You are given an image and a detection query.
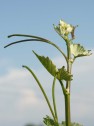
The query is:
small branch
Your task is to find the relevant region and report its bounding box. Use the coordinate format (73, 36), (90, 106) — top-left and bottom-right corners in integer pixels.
(22, 65), (55, 120)
(4, 39), (40, 48)
(4, 35), (68, 63)
(8, 34), (51, 41)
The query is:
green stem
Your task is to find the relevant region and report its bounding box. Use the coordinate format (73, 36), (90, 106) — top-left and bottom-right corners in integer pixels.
(52, 76), (58, 122)
(65, 42), (72, 126)
(4, 34), (68, 64)
(59, 80), (66, 95)
(22, 65), (55, 120)
(65, 94), (71, 126)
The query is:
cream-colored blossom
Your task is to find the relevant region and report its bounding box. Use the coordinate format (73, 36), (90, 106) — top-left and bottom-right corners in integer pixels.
(67, 24), (73, 32)
(60, 20), (66, 26)
(59, 20), (73, 35)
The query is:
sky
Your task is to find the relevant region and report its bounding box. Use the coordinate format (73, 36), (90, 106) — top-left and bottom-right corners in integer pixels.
(0, 0), (94, 126)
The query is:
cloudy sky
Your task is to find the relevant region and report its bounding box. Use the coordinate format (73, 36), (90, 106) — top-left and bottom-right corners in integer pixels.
(0, 0), (94, 126)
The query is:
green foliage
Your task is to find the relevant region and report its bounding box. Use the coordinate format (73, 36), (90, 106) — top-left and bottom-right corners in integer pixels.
(43, 116), (58, 126)
(70, 43), (92, 58)
(57, 66), (72, 81)
(33, 51), (72, 81)
(33, 51), (58, 76)
(43, 116), (83, 126)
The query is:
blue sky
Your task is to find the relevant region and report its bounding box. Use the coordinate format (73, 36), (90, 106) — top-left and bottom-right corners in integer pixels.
(0, 0), (94, 126)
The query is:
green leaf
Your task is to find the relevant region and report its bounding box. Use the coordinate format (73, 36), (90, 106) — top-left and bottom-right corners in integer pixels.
(33, 51), (58, 77)
(57, 66), (72, 81)
(43, 116), (83, 126)
(33, 51), (72, 81)
(70, 43), (92, 58)
(43, 116), (58, 126)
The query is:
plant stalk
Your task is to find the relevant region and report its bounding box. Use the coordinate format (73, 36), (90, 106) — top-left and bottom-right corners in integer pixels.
(22, 65), (55, 120)
(65, 41), (72, 126)
(5, 34), (68, 63)
(52, 76), (58, 122)
(64, 93), (71, 126)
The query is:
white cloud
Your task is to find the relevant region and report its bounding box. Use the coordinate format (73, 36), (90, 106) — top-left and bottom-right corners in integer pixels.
(0, 68), (44, 106)
(18, 88), (39, 109)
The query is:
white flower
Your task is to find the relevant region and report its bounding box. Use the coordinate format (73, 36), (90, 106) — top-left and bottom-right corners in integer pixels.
(59, 20), (73, 35)
(67, 24), (73, 32)
(60, 20), (66, 26)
